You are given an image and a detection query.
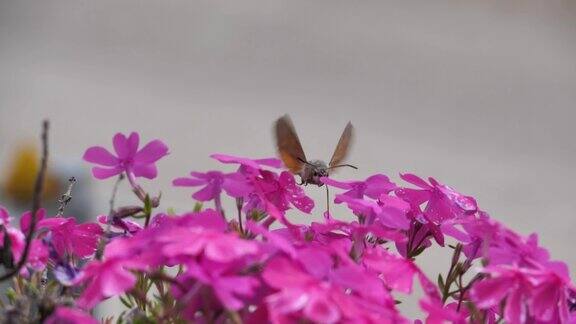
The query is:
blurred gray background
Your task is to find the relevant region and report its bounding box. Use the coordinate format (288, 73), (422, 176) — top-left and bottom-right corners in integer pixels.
(1, 0), (575, 318)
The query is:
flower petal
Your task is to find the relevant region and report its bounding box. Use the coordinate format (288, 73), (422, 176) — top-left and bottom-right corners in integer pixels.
(210, 154), (260, 169)
(112, 133), (129, 159)
(470, 276), (512, 309)
(254, 158), (283, 168)
(135, 140), (168, 164)
(192, 184), (218, 201)
(20, 209), (46, 233)
(132, 163), (158, 179)
(127, 132), (140, 158)
(400, 173), (432, 189)
(303, 294), (340, 324)
(364, 174), (397, 199)
(45, 306), (98, 324)
(92, 166), (123, 179)
(173, 177), (205, 187)
(320, 177), (354, 189)
(83, 147), (118, 166)
(223, 177), (252, 198)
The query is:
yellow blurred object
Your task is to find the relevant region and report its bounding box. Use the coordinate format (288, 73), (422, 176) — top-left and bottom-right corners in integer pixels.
(2, 142), (59, 204)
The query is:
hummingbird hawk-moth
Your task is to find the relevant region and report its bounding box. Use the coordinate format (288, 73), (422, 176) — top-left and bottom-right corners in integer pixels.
(274, 115), (357, 186)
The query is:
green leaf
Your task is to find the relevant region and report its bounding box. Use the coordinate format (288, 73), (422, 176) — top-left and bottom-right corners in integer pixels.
(411, 245), (427, 257)
(143, 195), (152, 215)
(116, 311), (126, 324)
(6, 288), (17, 304)
(437, 274), (445, 291)
(248, 210), (266, 222)
(119, 295), (133, 308)
(133, 315), (155, 324)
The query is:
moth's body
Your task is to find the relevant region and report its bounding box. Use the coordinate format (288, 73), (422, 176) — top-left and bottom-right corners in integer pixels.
(299, 159), (328, 186)
(274, 115), (355, 186)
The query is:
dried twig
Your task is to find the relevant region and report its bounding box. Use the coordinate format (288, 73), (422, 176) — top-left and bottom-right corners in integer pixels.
(109, 174), (124, 215)
(95, 174), (124, 260)
(56, 177), (76, 216)
(0, 120), (49, 282)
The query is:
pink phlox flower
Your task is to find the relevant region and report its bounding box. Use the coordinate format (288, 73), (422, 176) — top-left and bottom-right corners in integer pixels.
(396, 173), (477, 223)
(0, 208), (49, 273)
(34, 217), (103, 258)
(394, 219), (437, 258)
(252, 171), (314, 214)
(457, 211), (501, 260)
(26, 239), (49, 272)
(362, 247), (419, 294)
(175, 209), (229, 231)
(97, 227), (168, 272)
(469, 263), (573, 324)
(75, 257), (137, 309)
(19, 208), (46, 234)
(261, 256), (342, 324)
(22, 209), (102, 259)
(75, 232), (165, 309)
(462, 214), (552, 267)
(488, 230), (550, 268)
(211, 153), (282, 175)
(263, 256), (403, 323)
(277, 171), (314, 213)
(155, 210), (258, 263)
(246, 220), (297, 258)
(97, 214), (142, 234)
(160, 226), (258, 263)
(310, 216), (407, 261)
(529, 261), (573, 323)
(260, 223), (353, 265)
(0, 208), (47, 270)
(173, 170), (252, 201)
(242, 171), (314, 225)
(419, 298), (468, 324)
(469, 265), (530, 323)
(312, 217), (406, 244)
(0, 226), (25, 263)
(45, 306), (98, 324)
(335, 194), (410, 230)
(175, 259), (259, 311)
(83, 132), (169, 180)
(363, 247), (441, 301)
(321, 174), (397, 201)
(438, 215), (476, 244)
(330, 263), (390, 303)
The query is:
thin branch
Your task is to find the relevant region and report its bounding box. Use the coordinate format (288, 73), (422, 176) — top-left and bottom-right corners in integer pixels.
(56, 177), (76, 216)
(95, 174), (124, 260)
(0, 120), (49, 282)
(236, 197), (244, 234)
(109, 174), (125, 215)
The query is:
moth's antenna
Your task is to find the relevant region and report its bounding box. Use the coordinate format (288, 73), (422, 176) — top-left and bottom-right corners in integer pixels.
(328, 164), (358, 170)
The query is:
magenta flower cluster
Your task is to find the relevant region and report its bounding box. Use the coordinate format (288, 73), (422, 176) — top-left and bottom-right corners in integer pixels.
(1, 131), (574, 324)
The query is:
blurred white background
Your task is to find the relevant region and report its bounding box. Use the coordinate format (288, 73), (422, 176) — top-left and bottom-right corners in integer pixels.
(1, 0), (575, 318)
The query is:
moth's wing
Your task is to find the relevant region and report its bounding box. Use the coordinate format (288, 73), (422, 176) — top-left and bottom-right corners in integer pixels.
(329, 121), (354, 168)
(274, 115), (307, 174)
